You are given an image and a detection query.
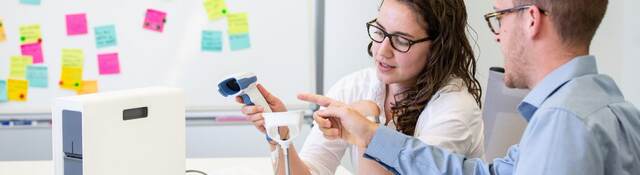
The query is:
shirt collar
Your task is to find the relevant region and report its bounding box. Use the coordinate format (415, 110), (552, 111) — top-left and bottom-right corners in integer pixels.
(518, 55), (598, 121)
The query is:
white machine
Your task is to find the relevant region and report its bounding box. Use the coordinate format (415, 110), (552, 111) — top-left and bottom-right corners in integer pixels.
(52, 87), (186, 175)
(263, 111), (304, 175)
(217, 72), (272, 112)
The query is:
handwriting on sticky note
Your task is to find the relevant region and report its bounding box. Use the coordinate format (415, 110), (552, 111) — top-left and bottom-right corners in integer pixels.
(98, 53), (120, 75)
(9, 56), (33, 79)
(19, 24), (41, 44)
(227, 13), (249, 35)
(0, 19), (6, 42)
(21, 43), (44, 64)
(143, 9), (167, 32)
(8, 79), (28, 102)
(59, 67), (83, 90)
(95, 25), (117, 48)
(26, 66), (48, 88)
(0, 80), (7, 102)
(203, 0), (228, 20)
(61, 49), (84, 68)
(77, 80), (98, 94)
(202, 30), (223, 52)
(229, 34), (251, 51)
(66, 13), (88, 35)
(20, 0), (41, 5)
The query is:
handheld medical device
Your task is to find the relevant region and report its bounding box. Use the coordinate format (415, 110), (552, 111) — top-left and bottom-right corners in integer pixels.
(52, 87), (186, 175)
(217, 72), (271, 112)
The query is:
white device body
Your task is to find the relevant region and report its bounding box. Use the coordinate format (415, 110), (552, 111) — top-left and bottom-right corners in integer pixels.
(52, 87), (186, 175)
(218, 72), (271, 112)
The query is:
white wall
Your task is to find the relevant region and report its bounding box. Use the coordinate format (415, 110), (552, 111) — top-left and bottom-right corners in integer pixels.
(324, 0), (638, 107)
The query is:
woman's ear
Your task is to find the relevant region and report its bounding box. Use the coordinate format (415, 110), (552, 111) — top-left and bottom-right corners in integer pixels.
(367, 42), (374, 56)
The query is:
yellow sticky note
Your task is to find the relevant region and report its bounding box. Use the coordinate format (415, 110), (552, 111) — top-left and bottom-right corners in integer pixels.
(8, 79), (29, 102)
(61, 48), (84, 68)
(77, 80), (98, 94)
(0, 18), (6, 42)
(9, 55), (33, 79)
(19, 24), (42, 44)
(59, 67), (83, 90)
(203, 0), (228, 20)
(227, 13), (249, 35)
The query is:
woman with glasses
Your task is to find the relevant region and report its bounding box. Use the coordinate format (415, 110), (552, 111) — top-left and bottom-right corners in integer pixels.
(237, 0), (484, 174)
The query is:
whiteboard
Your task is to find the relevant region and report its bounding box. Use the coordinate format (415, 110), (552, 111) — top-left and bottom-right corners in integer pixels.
(0, 0), (316, 114)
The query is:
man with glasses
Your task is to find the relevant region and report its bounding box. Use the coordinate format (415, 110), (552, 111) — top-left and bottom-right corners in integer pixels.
(303, 0), (640, 174)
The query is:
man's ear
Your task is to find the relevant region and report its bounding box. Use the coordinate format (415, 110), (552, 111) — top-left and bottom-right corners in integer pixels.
(526, 5), (544, 39)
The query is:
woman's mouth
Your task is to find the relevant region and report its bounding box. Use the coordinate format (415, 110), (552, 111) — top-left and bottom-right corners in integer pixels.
(377, 61), (396, 72)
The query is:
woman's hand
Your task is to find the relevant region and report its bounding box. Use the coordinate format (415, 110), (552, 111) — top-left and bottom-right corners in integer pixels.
(236, 84), (287, 134)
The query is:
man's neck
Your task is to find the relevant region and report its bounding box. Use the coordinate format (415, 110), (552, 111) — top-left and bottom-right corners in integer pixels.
(527, 44), (589, 89)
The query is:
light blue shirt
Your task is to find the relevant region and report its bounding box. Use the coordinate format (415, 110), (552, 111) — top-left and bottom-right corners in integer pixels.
(363, 56), (640, 175)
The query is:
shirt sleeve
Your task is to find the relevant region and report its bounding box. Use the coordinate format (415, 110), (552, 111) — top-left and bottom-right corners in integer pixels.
(363, 127), (502, 175)
(298, 74), (353, 175)
(513, 108), (603, 175)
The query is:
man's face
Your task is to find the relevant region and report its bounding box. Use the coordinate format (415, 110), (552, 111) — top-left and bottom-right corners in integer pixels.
(494, 0), (531, 89)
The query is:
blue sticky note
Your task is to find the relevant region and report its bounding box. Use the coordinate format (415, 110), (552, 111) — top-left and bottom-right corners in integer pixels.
(229, 33), (251, 51)
(20, 0), (41, 5)
(26, 65), (48, 88)
(202, 30), (223, 52)
(0, 80), (7, 102)
(95, 25), (117, 48)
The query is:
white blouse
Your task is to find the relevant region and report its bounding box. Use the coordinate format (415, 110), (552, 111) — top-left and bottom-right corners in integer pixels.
(298, 68), (484, 175)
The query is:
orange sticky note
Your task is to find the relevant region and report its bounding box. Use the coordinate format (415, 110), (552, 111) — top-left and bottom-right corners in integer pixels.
(0, 18), (6, 42)
(77, 80), (98, 94)
(59, 67), (83, 90)
(9, 55), (33, 79)
(8, 79), (29, 101)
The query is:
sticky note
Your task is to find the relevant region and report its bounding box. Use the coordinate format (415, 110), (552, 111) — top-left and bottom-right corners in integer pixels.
(9, 55), (33, 79)
(203, 0), (228, 20)
(227, 13), (249, 35)
(94, 25), (117, 48)
(229, 34), (251, 51)
(0, 80), (7, 102)
(59, 67), (83, 90)
(7, 79), (28, 102)
(19, 24), (41, 44)
(26, 66), (48, 88)
(98, 53), (120, 75)
(77, 80), (98, 94)
(0, 19), (6, 42)
(21, 43), (44, 64)
(202, 30), (223, 52)
(20, 0), (41, 5)
(66, 13), (88, 35)
(61, 48), (84, 68)
(143, 9), (167, 32)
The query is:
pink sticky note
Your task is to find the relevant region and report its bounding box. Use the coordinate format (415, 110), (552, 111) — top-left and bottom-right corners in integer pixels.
(98, 53), (120, 75)
(143, 9), (167, 32)
(21, 43), (44, 64)
(66, 13), (88, 35)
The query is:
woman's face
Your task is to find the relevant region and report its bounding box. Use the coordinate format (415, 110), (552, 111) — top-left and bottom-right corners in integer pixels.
(372, 0), (432, 86)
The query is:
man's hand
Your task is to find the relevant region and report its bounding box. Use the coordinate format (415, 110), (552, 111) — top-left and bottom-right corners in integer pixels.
(297, 93), (379, 149)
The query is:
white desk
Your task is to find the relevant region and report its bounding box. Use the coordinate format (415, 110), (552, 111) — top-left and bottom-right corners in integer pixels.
(0, 157), (353, 175)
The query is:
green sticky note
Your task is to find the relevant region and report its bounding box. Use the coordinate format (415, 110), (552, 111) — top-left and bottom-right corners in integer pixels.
(0, 80), (7, 102)
(20, 0), (41, 5)
(95, 25), (117, 48)
(26, 65), (48, 88)
(229, 34), (251, 51)
(202, 30), (223, 52)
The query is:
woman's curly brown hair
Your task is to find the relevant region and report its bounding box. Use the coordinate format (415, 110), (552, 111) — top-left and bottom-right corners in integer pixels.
(368, 0), (482, 135)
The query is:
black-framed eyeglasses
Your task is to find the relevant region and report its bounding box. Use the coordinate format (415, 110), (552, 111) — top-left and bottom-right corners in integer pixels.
(366, 19), (432, 53)
(484, 4), (549, 35)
